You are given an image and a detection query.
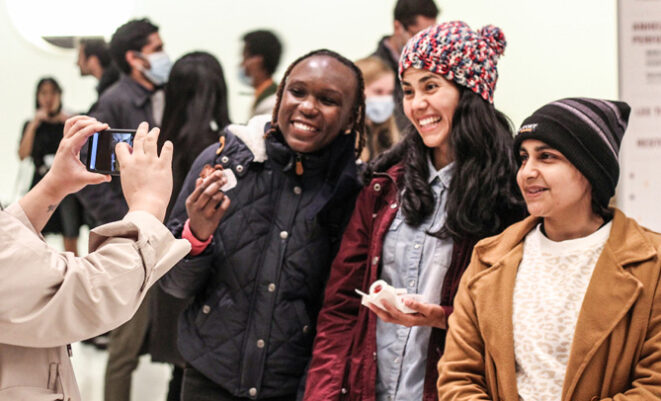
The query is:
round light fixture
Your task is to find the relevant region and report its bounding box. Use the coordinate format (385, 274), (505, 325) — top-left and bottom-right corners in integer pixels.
(5, 0), (136, 51)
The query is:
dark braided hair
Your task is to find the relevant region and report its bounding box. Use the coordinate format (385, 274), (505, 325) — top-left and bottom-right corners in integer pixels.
(269, 49), (366, 158)
(366, 87), (524, 241)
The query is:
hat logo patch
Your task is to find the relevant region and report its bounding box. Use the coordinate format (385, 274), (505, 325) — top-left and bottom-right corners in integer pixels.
(518, 123), (538, 134)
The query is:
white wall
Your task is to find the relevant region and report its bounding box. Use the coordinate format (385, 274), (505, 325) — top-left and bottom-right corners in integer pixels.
(0, 0), (618, 202)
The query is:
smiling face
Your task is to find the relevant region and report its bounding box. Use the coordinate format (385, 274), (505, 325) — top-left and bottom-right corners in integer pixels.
(277, 55), (357, 153)
(401, 68), (460, 164)
(517, 139), (594, 220)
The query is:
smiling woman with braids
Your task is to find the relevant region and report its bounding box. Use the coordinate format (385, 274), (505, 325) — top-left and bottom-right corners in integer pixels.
(304, 22), (524, 401)
(159, 49), (365, 401)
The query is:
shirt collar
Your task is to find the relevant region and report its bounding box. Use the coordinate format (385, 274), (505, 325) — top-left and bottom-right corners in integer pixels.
(427, 155), (454, 189)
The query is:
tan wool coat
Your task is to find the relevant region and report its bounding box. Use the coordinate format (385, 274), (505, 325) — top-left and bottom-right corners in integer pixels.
(438, 209), (661, 401)
(0, 203), (190, 401)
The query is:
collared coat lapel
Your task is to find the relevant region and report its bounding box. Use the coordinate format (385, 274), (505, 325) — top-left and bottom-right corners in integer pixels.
(562, 210), (655, 400)
(467, 216), (539, 399)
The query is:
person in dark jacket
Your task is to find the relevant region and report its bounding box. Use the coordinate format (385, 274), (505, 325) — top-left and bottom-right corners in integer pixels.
(304, 21), (524, 401)
(160, 49), (366, 401)
(151, 50), (231, 401)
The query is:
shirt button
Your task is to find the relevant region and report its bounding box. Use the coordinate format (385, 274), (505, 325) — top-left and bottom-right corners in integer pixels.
(408, 280), (416, 288)
(390, 203), (397, 209)
(249, 388), (257, 397)
(280, 231), (288, 239)
(373, 183), (381, 192)
(372, 352), (377, 361)
(268, 283), (276, 292)
(202, 305), (211, 314)
(236, 164), (244, 173)
(341, 387), (348, 394)
(372, 256), (379, 265)
(221, 156), (229, 163)
(414, 243), (421, 249)
(293, 186), (302, 195)
(256, 339), (265, 348)
(394, 357), (400, 364)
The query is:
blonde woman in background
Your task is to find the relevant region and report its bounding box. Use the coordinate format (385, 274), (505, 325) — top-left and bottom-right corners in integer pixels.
(355, 57), (401, 162)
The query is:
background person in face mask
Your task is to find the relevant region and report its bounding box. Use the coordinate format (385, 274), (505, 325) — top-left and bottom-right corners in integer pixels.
(239, 29), (283, 119)
(74, 17), (171, 401)
(356, 56), (401, 162)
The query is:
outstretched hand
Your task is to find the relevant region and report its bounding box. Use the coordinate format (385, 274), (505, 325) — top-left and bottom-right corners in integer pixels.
(366, 297), (447, 329)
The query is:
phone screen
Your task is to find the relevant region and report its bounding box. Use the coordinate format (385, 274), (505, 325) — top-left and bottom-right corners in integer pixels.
(87, 129), (135, 175)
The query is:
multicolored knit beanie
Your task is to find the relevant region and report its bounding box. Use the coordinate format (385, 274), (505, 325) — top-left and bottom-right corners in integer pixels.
(398, 21), (506, 103)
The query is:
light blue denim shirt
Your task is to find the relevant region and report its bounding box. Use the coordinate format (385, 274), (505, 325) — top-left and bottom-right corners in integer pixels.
(376, 158), (454, 401)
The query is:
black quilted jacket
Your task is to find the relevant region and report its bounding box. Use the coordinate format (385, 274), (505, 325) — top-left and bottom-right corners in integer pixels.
(160, 117), (361, 399)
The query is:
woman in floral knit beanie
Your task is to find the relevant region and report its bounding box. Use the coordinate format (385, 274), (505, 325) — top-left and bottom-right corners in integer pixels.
(303, 21), (524, 401)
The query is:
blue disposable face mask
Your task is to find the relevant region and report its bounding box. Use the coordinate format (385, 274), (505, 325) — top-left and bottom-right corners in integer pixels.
(139, 51), (172, 86)
(238, 67), (252, 87)
(365, 95), (395, 124)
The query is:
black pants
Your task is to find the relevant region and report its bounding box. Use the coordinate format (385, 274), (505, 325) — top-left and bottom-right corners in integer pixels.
(181, 367), (296, 401)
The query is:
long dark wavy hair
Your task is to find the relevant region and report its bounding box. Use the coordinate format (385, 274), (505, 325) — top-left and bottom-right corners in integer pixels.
(159, 51), (231, 215)
(269, 49), (367, 158)
(366, 87), (524, 241)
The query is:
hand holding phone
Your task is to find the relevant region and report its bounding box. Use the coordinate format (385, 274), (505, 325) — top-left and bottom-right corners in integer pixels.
(115, 122), (173, 222)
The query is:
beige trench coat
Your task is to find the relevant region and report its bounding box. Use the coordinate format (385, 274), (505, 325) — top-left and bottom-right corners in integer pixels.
(0, 203), (190, 401)
(438, 209), (661, 401)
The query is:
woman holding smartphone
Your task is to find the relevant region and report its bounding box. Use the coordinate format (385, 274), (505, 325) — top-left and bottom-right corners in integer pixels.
(304, 22), (523, 401)
(438, 98), (661, 400)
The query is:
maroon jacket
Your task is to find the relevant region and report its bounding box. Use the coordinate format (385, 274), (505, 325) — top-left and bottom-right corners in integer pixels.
(304, 164), (477, 401)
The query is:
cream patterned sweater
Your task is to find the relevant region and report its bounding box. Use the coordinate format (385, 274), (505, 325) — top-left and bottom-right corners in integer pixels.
(512, 222), (612, 401)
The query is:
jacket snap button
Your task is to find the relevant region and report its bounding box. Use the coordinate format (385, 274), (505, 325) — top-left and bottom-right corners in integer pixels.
(221, 156), (229, 164)
(303, 325), (310, 334)
(373, 183), (381, 192)
(202, 305), (211, 314)
(256, 339), (265, 348)
(268, 283), (276, 292)
(280, 231), (289, 240)
(236, 164), (244, 173)
(293, 186), (302, 195)
(372, 256), (379, 265)
(249, 388), (257, 397)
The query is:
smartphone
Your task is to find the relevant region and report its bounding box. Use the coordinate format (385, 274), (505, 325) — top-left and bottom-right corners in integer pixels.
(86, 129), (136, 176)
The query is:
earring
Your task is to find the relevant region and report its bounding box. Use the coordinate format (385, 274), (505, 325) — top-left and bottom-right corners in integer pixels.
(344, 128), (352, 135)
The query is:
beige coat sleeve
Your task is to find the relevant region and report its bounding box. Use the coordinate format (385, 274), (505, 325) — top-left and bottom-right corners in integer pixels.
(437, 251), (492, 400)
(0, 203), (191, 348)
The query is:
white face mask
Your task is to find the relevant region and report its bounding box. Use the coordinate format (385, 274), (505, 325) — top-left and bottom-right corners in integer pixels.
(237, 67), (252, 87)
(365, 95), (395, 124)
(139, 51), (172, 86)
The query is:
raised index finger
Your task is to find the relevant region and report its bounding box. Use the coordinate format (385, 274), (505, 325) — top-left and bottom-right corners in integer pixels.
(132, 122), (150, 155)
